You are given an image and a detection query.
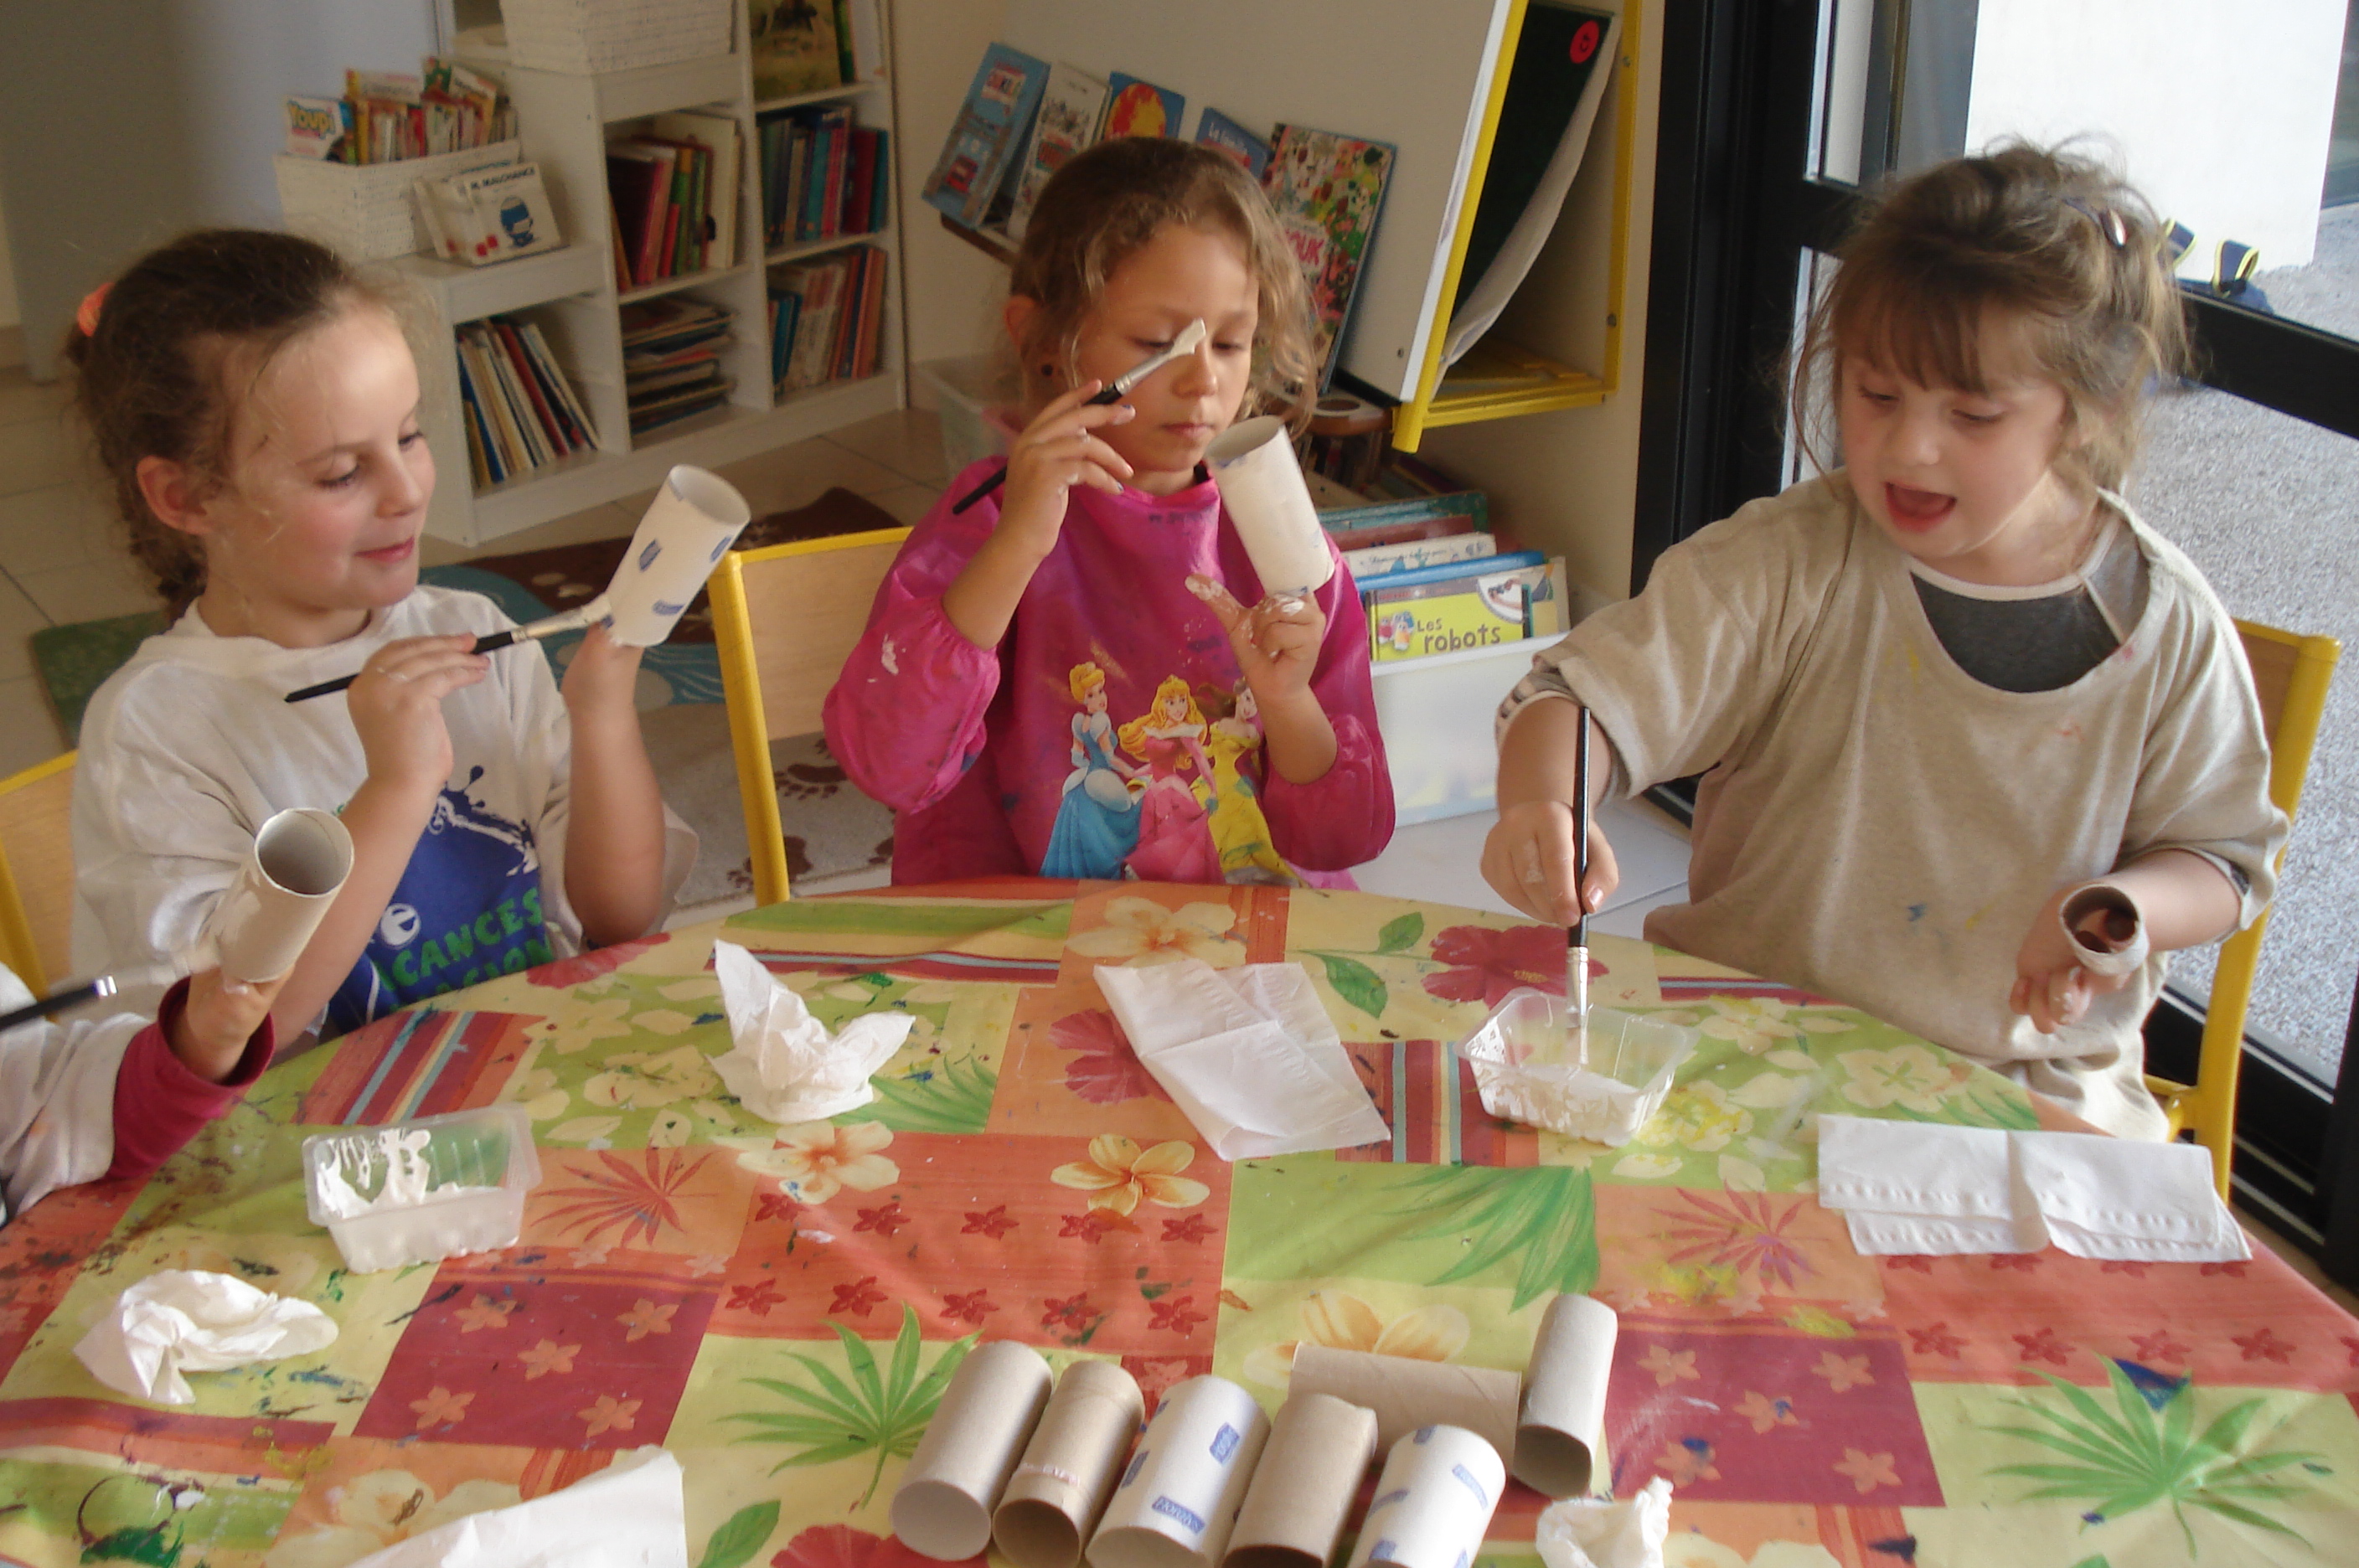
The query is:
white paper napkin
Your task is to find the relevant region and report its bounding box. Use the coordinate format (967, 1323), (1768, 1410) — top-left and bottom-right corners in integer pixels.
(1093, 960), (1389, 1159)
(1535, 1478), (1672, 1568)
(711, 941), (914, 1124)
(1817, 1117), (2044, 1255)
(73, 1270), (338, 1405)
(2013, 1129), (2249, 1262)
(1817, 1115), (2248, 1262)
(345, 1446), (687, 1568)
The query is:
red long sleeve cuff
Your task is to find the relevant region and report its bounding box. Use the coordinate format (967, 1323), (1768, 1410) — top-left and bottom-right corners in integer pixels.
(106, 978), (275, 1179)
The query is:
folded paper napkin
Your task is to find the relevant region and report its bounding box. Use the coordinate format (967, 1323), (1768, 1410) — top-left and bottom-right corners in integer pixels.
(1093, 959), (1389, 1159)
(1536, 1478), (1673, 1568)
(345, 1445), (687, 1568)
(74, 1270), (339, 1405)
(711, 940), (914, 1123)
(1818, 1114), (2248, 1262)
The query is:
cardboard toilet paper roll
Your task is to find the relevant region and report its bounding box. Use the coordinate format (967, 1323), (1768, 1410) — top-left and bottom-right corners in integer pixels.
(995, 1359), (1148, 1568)
(1511, 1294), (1618, 1498)
(892, 1341), (1055, 1560)
(1222, 1392), (1379, 1568)
(1345, 1425), (1505, 1568)
(1087, 1375), (1269, 1568)
(601, 464), (755, 647)
(1204, 416), (1334, 595)
(205, 808), (354, 983)
(1287, 1344), (1520, 1462)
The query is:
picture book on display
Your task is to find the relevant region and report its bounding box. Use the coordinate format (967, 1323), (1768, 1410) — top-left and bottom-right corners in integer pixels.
(1263, 125), (1396, 391)
(1367, 556), (1567, 662)
(1002, 64), (1108, 243)
(748, 0), (886, 98)
(416, 162), (563, 266)
(1101, 74), (1185, 139)
(1195, 108), (1270, 178)
(1443, 3), (1620, 365)
(922, 44), (1049, 229)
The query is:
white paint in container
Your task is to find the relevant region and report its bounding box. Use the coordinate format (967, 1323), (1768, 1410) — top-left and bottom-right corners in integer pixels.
(302, 1105), (539, 1273)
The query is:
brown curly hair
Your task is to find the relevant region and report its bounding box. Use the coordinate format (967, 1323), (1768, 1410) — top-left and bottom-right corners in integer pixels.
(62, 229), (409, 618)
(1008, 137), (1317, 428)
(1791, 140), (2191, 498)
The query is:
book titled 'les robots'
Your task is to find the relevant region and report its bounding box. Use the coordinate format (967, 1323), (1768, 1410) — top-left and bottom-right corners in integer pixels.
(1368, 554), (1567, 660)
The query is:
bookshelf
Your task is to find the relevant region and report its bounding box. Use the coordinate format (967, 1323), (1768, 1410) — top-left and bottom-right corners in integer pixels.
(981, 0), (1635, 454)
(401, 24), (905, 548)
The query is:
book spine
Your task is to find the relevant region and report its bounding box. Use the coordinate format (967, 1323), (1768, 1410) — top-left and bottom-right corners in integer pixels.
(870, 129), (890, 234)
(496, 320), (570, 455)
(521, 322), (598, 449)
(487, 330), (552, 469)
(821, 121), (849, 240)
(454, 350), (495, 488)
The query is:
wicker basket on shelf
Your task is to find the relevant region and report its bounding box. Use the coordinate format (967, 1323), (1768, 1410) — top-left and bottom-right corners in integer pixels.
(274, 142), (522, 263)
(500, 0), (736, 74)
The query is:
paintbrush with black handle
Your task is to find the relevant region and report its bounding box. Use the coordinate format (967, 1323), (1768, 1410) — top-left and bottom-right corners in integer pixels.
(949, 318), (1208, 515)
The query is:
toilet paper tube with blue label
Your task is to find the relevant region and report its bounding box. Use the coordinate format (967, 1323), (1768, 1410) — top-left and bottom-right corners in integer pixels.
(891, 1341), (1055, 1560)
(202, 808), (355, 983)
(1345, 1425), (1506, 1568)
(1511, 1293), (1618, 1498)
(994, 1359), (1148, 1568)
(1203, 416), (1334, 597)
(1286, 1344), (1520, 1462)
(1221, 1392), (1379, 1568)
(599, 463), (755, 647)
(1087, 1374), (1269, 1568)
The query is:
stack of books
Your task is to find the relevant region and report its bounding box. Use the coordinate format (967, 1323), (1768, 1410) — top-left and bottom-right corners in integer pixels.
(767, 245), (889, 398)
(284, 59), (517, 164)
(454, 316), (597, 489)
(605, 112), (742, 293)
(1320, 492), (1568, 662)
(622, 298), (736, 435)
(757, 106), (890, 252)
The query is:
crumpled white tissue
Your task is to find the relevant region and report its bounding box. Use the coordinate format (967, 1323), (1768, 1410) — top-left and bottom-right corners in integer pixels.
(73, 1270), (338, 1405)
(1092, 959), (1389, 1159)
(710, 940), (913, 1123)
(344, 1445), (687, 1568)
(1536, 1478), (1673, 1568)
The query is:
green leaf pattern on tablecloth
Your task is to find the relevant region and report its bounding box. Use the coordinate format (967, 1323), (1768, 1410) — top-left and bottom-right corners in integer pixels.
(725, 1304), (975, 1509)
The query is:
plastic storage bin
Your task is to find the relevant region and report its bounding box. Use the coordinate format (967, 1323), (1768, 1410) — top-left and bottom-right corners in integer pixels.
(915, 353), (1023, 479)
(1456, 988), (1698, 1145)
(1370, 637), (1541, 823)
(275, 142), (521, 262)
(500, 0), (735, 74)
(302, 1105), (541, 1272)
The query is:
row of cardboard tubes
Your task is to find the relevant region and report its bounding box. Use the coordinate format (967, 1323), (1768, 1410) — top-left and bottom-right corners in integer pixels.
(891, 1293), (1618, 1568)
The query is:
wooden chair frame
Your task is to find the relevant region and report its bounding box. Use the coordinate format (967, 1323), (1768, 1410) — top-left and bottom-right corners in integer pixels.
(0, 751), (79, 995)
(708, 527), (911, 908)
(2147, 620), (2341, 1197)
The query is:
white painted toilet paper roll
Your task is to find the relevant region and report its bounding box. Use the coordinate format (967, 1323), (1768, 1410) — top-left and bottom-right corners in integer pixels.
(1346, 1425), (1506, 1568)
(1203, 416), (1334, 595)
(1512, 1294), (1618, 1498)
(892, 1341), (1056, 1560)
(601, 464), (755, 647)
(1087, 1375), (1270, 1568)
(204, 808), (354, 983)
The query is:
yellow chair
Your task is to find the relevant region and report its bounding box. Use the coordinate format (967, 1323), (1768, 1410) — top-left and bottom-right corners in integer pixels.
(0, 751), (79, 996)
(2147, 621), (2341, 1197)
(708, 527), (912, 907)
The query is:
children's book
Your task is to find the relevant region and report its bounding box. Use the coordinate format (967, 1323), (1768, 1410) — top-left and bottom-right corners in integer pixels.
(1320, 490), (1489, 539)
(1443, 3), (1619, 365)
(284, 95), (351, 159)
(1196, 108), (1270, 178)
(1367, 559), (1566, 661)
(1003, 63), (1108, 243)
(417, 162), (565, 266)
(749, 0), (844, 98)
(648, 111), (743, 269)
(1263, 125), (1397, 391)
(1101, 74), (1184, 139)
(922, 44), (1050, 229)
(1344, 531), (1499, 580)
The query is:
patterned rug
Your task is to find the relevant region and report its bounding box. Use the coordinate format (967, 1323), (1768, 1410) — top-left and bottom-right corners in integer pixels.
(27, 486), (904, 903)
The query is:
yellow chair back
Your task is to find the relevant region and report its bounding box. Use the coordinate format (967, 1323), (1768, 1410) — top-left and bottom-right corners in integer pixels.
(708, 527), (911, 908)
(2148, 621), (2340, 1197)
(0, 751), (79, 996)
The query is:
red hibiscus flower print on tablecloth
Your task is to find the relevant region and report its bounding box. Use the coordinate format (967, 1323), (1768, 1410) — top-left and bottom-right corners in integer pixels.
(1422, 925), (1584, 1005)
(773, 1524), (982, 1568)
(1052, 1009), (1169, 1105)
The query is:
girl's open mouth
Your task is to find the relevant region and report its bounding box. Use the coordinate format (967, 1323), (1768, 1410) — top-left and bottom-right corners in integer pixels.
(358, 538), (417, 564)
(1885, 483), (1955, 531)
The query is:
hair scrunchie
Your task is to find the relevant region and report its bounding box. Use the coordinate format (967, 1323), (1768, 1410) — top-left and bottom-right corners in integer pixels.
(76, 281), (112, 337)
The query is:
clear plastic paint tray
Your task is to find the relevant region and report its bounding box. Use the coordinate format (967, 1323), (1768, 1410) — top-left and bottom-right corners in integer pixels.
(302, 1105), (541, 1272)
(1455, 988), (1700, 1146)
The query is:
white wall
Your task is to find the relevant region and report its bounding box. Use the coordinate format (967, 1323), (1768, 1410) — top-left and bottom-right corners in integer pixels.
(0, 185), (18, 328)
(892, 0), (1015, 376)
(1967, 0), (2345, 272)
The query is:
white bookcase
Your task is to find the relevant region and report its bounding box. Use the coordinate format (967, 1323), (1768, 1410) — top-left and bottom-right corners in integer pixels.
(402, 28), (905, 547)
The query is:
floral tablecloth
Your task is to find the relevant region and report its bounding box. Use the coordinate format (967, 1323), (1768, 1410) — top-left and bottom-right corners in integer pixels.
(4, 879), (2356, 1568)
